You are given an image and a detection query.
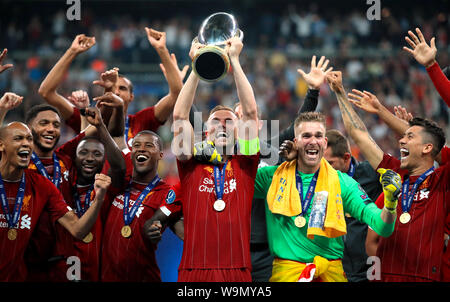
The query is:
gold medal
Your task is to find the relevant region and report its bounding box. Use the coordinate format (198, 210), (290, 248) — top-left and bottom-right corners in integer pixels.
(399, 212), (411, 224)
(213, 199), (226, 212)
(7, 228), (17, 241)
(82, 232), (93, 244)
(294, 216), (307, 228)
(121, 225), (132, 238)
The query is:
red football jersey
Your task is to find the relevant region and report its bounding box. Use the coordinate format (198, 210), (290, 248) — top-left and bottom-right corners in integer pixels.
(25, 154), (70, 281)
(0, 170), (69, 281)
(101, 180), (174, 282)
(47, 132), (107, 282)
(176, 155), (259, 276)
(375, 153), (450, 281)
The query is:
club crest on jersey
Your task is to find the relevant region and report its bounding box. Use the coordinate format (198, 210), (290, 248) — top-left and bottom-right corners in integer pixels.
(165, 189), (176, 204)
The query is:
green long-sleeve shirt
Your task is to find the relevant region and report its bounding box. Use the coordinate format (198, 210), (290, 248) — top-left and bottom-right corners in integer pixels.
(254, 165), (395, 263)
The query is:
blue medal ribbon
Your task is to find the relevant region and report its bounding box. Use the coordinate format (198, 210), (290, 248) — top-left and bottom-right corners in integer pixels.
(401, 167), (434, 213)
(74, 184), (95, 218)
(0, 173), (26, 229)
(123, 175), (161, 226)
(31, 152), (61, 188)
(295, 169), (320, 217)
(213, 160), (228, 201)
(347, 157), (356, 178)
(124, 116), (130, 145)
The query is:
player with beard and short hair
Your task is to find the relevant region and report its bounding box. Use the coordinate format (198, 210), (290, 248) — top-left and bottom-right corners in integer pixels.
(253, 112), (399, 282)
(144, 36), (260, 282)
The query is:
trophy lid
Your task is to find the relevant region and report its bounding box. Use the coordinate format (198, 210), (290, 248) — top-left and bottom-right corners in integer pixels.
(198, 12), (242, 46)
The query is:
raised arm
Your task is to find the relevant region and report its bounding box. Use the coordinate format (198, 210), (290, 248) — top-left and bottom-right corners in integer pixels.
(403, 27), (450, 107)
(347, 88), (409, 137)
(326, 71), (383, 170)
(269, 55), (332, 145)
(171, 42), (204, 161)
(38, 34), (96, 120)
(57, 174), (111, 240)
(145, 28), (184, 124)
(227, 37), (258, 140)
(84, 107), (126, 188)
(93, 91), (126, 149)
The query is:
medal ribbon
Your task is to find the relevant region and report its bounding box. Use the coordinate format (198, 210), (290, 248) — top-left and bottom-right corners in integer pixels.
(74, 184), (95, 218)
(0, 173), (26, 229)
(347, 157), (356, 178)
(124, 116), (130, 145)
(31, 152), (61, 188)
(123, 175), (161, 226)
(295, 169), (320, 216)
(213, 160), (228, 201)
(401, 166), (434, 213)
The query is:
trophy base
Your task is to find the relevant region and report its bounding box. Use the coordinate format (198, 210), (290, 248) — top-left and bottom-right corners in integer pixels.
(193, 46), (230, 82)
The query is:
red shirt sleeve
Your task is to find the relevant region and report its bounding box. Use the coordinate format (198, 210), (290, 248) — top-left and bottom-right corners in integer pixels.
(160, 182), (182, 218)
(56, 131), (86, 160)
(426, 62), (450, 107)
(128, 106), (164, 137)
(64, 107), (81, 134)
(441, 146), (450, 165)
(377, 153), (401, 171)
(40, 175), (70, 223)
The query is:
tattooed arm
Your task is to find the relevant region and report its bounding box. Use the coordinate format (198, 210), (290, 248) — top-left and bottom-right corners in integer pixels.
(326, 71), (384, 170)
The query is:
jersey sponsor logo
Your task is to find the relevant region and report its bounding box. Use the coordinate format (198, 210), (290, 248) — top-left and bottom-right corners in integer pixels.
(20, 214), (31, 230)
(112, 191), (153, 216)
(398, 188), (430, 202)
(0, 213), (32, 230)
(199, 177), (237, 194)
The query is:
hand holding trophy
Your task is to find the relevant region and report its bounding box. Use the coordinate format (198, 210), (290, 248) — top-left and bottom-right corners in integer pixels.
(192, 12), (243, 82)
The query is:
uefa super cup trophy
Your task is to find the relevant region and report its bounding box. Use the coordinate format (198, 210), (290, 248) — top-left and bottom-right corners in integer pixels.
(192, 12), (244, 82)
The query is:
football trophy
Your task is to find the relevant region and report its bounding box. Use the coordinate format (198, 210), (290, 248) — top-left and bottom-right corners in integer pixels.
(192, 12), (244, 82)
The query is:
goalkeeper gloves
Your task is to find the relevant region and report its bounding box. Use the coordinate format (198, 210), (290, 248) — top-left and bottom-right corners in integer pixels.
(193, 140), (222, 165)
(377, 168), (402, 212)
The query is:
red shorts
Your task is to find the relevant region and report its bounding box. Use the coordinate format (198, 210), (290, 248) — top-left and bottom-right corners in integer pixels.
(178, 268), (252, 282)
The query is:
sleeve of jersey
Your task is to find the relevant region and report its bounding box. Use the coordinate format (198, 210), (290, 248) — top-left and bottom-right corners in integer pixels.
(56, 131), (86, 159)
(341, 173), (395, 238)
(377, 153), (401, 171)
(160, 183), (182, 218)
(131, 106), (165, 133)
(43, 177), (71, 223)
(426, 62), (450, 107)
(64, 107), (81, 134)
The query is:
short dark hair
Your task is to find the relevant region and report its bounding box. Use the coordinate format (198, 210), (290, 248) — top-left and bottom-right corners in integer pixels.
(78, 136), (103, 147)
(25, 104), (62, 124)
(294, 112), (326, 129)
(409, 117), (446, 156)
(118, 74), (134, 94)
(326, 129), (351, 157)
(134, 130), (163, 151)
